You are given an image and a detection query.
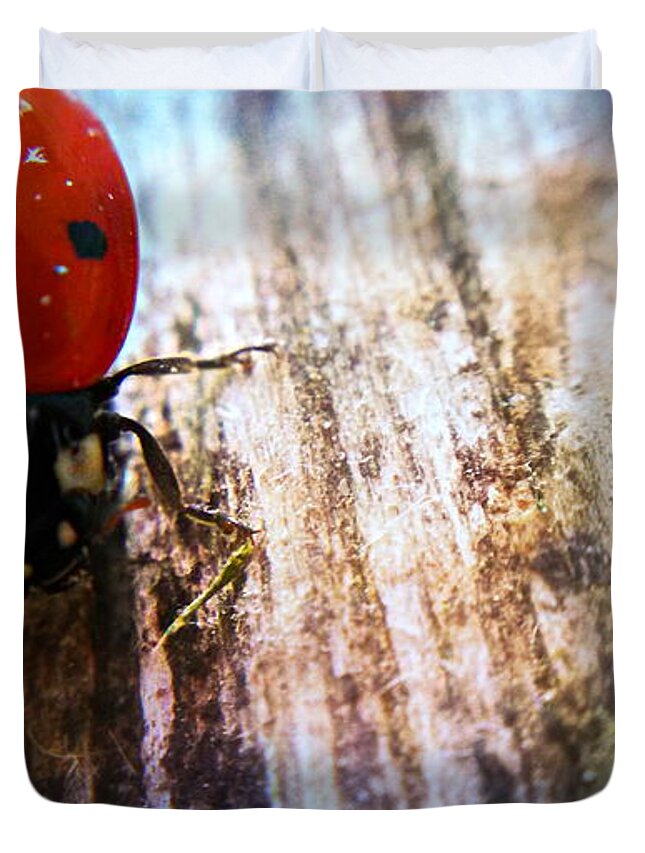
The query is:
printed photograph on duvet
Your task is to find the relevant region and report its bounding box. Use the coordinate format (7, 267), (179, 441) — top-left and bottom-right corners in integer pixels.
(19, 89), (616, 808)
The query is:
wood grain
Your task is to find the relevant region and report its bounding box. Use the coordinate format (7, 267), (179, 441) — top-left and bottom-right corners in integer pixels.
(24, 91), (616, 807)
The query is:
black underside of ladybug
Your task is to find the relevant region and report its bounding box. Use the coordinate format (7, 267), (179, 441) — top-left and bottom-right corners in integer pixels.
(25, 387), (121, 592)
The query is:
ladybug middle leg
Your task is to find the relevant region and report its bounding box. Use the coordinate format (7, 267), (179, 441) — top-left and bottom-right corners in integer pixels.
(96, 411), (258, 538)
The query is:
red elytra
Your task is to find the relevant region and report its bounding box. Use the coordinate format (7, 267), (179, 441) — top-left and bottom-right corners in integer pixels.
(17, 90), (138, 394)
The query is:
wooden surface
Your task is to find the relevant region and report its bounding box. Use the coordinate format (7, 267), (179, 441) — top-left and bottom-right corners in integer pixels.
(24, 91), (616, 808)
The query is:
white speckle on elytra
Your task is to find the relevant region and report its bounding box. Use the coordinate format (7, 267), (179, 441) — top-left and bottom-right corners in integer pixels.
(40, 295), (52, 306)
(87, 127), (100, 137)
(65, 179), (73, 187)
(23, 146), (48, 164)
(33, 193), (42, 201)
(53, 265), (69, 276)
(19, 98), (33, 117)
(107, 192), (115, 200)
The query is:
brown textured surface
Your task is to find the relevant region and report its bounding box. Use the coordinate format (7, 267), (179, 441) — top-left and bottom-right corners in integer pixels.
(24, 91), (616, 807)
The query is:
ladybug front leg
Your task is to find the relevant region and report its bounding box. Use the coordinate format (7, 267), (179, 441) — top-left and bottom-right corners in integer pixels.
(95, 342), (278, 401)
(96, 412), (257, 538)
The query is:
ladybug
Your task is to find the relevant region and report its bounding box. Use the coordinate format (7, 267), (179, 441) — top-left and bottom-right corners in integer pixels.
(18, 90), (275, 593)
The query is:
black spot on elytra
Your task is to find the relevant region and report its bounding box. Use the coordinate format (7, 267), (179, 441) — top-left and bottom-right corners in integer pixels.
(68, 221), (108, 260)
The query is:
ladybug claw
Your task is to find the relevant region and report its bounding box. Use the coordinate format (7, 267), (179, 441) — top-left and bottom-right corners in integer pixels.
(182, 504), (256, 538)
(228, 340), (281, 365)
(256, 340), (280, 356)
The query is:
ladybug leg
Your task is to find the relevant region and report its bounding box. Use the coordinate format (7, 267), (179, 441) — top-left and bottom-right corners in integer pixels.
(95, 342), (278, 400)
(96, 412), (258, 645)
(102, 496), (153, 535)
(97, 412), (257, 537)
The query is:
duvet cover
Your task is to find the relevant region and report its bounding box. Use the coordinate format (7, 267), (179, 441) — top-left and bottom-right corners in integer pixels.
(19, 89), (616, 808)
